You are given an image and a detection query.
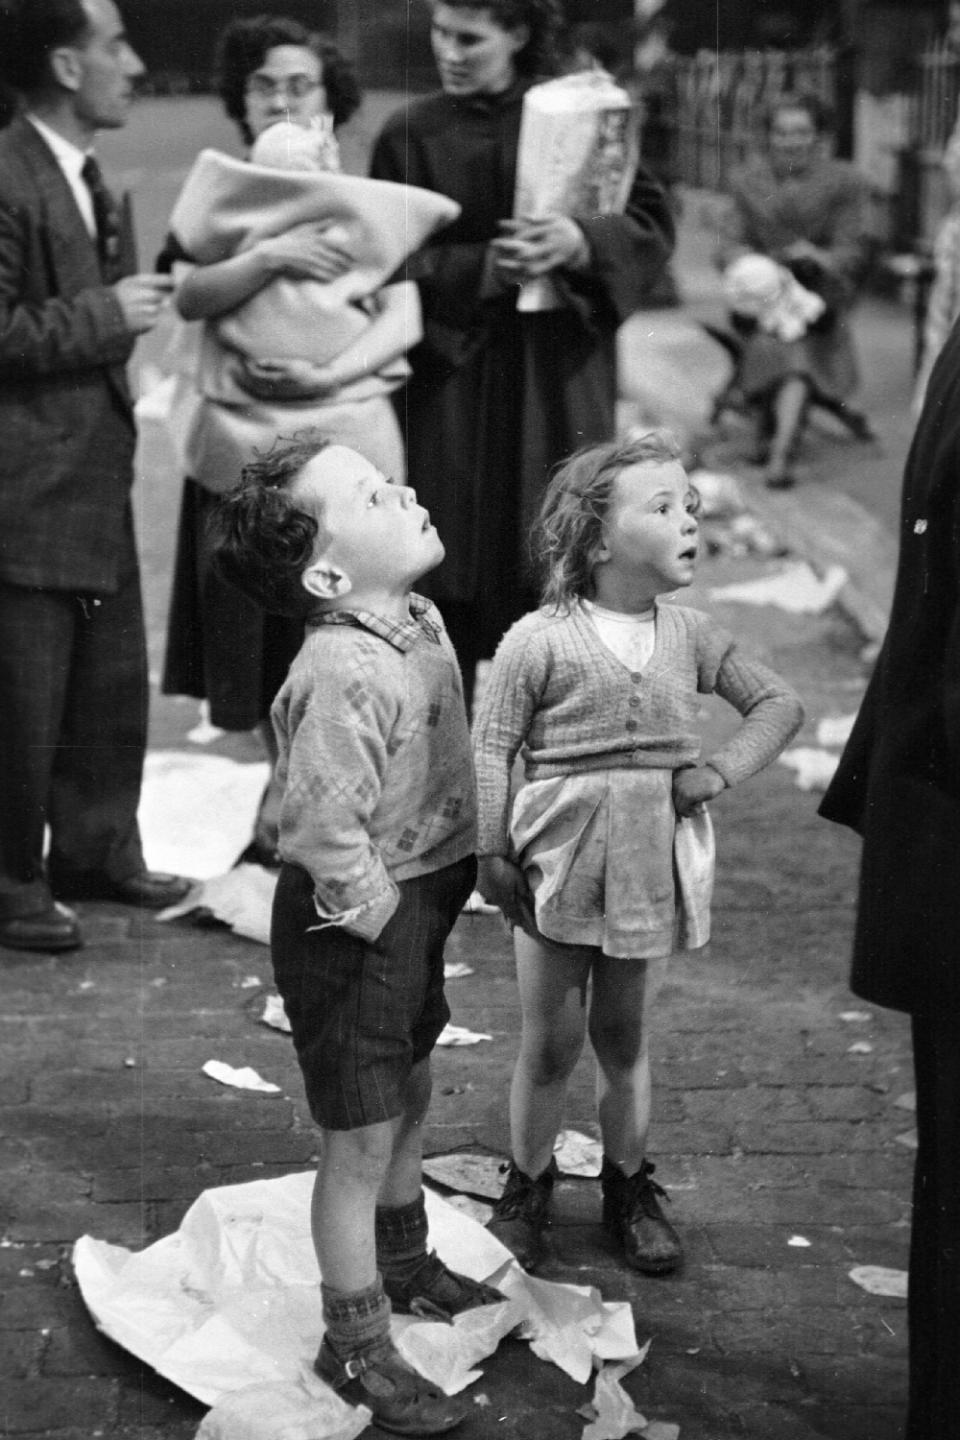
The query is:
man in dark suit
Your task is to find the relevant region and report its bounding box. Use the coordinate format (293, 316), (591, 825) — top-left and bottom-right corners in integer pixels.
(819, 309), (960, 1433)
(0, 0), (190, 953)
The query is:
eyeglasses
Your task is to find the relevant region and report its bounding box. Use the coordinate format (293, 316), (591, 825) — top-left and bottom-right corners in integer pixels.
(246, 74), (321, 101)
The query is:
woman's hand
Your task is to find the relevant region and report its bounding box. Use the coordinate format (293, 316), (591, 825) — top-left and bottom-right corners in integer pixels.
(256, 222), (352, 284)
(235, 356), (340, 400)
(477, 856), (537, 932)
(491, 215), (588, 282)
(673, 764), (726, 818)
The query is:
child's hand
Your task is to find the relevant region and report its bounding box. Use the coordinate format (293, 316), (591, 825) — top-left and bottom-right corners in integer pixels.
(673, 764), (726, 818)
(477, 856), (536, 933)
(257, 223), (352, 284)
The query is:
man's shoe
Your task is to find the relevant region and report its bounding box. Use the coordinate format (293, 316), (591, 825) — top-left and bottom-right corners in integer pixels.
(0, 902), (82, 953)
(54, 869), (193, 909)
(601, 1158), (683, 1275)
(486, 1158), (558, 1272)
(383, 1250), (505, 1321)
(315, 1334), (465, 1435)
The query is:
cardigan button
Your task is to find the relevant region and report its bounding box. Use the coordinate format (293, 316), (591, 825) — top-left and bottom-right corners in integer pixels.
(630, 672), (643, 683)
(625, 719), (637, 732)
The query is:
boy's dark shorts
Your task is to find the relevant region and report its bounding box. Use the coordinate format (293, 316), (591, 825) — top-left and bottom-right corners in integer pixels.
(271, 855), (476, 1131)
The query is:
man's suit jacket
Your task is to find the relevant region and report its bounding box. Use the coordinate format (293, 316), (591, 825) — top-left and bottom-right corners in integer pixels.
(0, 114), (139, 593)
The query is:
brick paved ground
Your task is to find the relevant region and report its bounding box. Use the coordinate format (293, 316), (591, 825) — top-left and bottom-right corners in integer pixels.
(1, 93), (918, 1440)
(0, 542), (914, 1440)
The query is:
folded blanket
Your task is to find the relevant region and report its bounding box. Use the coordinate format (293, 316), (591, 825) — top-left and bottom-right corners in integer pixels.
(169, 150), (460, 366)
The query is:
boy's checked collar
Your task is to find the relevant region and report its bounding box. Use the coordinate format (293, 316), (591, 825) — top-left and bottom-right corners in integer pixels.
(306, 594), (442, 652)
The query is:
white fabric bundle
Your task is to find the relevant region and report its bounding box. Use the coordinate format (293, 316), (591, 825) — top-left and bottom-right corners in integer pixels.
(169, 149), (460, 373)
(722, 252), (826, 343)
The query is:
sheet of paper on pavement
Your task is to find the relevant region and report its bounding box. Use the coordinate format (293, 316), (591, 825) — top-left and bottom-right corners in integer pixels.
(709, 561), (847, 614)
(139, 752), (269, 880)
(73, 1172), (640, 1436)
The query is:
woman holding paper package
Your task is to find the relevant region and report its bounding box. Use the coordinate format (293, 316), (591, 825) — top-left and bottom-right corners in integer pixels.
(370, 0), (675, 700)
(161, 16), (454, 864)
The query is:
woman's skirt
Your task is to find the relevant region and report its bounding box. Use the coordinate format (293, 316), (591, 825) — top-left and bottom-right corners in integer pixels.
(510, 769), (715, 959)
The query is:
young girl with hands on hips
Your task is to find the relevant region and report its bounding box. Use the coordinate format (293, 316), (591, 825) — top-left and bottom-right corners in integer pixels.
(474, 431), (803, 1275)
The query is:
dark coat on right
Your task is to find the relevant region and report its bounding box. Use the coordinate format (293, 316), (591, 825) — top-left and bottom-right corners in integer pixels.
(818, 317), (960, 1015)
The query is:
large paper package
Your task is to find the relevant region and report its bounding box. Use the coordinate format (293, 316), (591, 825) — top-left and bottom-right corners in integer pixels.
(168, 149), (460, 368)
(513, 69), (638, 311)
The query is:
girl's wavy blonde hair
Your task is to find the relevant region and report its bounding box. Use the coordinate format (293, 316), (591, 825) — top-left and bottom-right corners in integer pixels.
(535, 430), (687, 611)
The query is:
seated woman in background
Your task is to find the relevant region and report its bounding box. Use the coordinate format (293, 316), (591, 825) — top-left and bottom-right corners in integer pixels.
(714, 91), (875, 489)
(161, 16), (422, 865)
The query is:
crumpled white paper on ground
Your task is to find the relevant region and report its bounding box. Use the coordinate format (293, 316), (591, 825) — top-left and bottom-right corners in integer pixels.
(710, 561), (847, 615)
(159, 865), (279, 947)
(848, 1265), (908, 1299)
(73, 1173), (640, 1433)
(778, 746), (840, 792)
(140, 752), (269, 880)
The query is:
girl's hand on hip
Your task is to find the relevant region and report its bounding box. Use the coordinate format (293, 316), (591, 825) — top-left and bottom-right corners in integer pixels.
(477, 856), (536, 932)
(673, 763), (726, 818)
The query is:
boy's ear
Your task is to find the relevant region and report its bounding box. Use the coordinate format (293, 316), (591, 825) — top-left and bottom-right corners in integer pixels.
(301, 557), (352, 601)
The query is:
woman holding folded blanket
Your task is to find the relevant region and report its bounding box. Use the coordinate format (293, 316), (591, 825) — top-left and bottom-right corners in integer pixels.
(370, 0), (675, 703)
(161, 17), (429, 864)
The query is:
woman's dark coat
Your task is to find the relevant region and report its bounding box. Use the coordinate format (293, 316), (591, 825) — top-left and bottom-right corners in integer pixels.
(369, 81), (675, 663)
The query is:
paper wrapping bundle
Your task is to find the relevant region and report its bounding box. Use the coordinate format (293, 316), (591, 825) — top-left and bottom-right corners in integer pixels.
(513, 69), (638, 312)
(169, 149), (461, 377)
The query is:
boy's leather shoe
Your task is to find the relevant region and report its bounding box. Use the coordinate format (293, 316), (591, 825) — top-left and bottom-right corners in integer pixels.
(315, 1334), (465, 1435)
(383, 1250), (505, 1320)
(486, 1157), (558, 1272)
(0, 902), (82, 953)
(601, 1158), (683, 1275)
(52, 869), (193, 909)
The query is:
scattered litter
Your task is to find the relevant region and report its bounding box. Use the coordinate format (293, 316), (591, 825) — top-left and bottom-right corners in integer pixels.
(816, 714), (856, 748)
(839, 1010), (872, 1023)
(894, 1092), (916, 1112)
(436, 1023), (492, 1047)
(202, 1060), (282, 1095)
(689, 468), (745, 518)
(139, 751), (269, 881)
(239, 976), (261, 990)
(848, 1265), (908, 1299)
(778, 747), (839, 792)
(554, 1129), (603, 1177)
(422, 1152), (505, 1200)
(159, 865), (277, 946)
(462, 891), (499, 915)
(579, 1349), (652, 1440)
(123, 1057), (137, 1069)
(710, 560), (847, 614)
(19, 1268), (33, 1278)
(73, 1175), (640, 1413)
(895, 1131), (918, 1150)
(473, 1393), (491, 1407)
(848, 1041), (874, 1055)
(443, 961), (474, 980)
(787, 1235), (811, 1248)
(195, 1374), (369, 1440)
(77, 979), (96, 992)
(260, 995), (292, 1035)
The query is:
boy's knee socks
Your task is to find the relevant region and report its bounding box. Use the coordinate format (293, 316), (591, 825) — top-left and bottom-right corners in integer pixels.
(375, 1193), (429, 1283)
(320, 1275), (391, 1355)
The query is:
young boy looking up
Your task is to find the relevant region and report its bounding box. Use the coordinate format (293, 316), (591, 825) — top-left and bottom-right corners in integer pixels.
(209, 435), (502, 1436)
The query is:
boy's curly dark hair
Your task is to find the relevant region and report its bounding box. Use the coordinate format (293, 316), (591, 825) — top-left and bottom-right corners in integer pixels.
(215, 14), (362, 147)
(536, 430), (693, 611)
(207, 432), (332, 619)
(429, 0), (564, 77)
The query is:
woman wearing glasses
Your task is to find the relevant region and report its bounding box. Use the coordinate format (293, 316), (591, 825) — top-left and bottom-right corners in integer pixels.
(161, 17), (417, 865)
